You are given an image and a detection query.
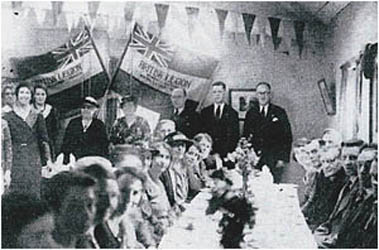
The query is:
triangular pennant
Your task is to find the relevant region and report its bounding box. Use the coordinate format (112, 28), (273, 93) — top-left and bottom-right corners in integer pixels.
(294, 21), (305, 57)
(88, 1), (100, 21)
(42, 9), (54, 27)
(124, 2), (135, 22)
(70, 16), (87, 36)
(11, 1), (23, 15)
(242, 13), (255, 45)
(215, 9), (228, 40)
(65, 12), (76, 33)
(51, 1), (63, 26)
(56, 13), (68, 30)
(185, 6), (199, 39)
(93, 14), (108, 31)
(25, 7), (39, 28)
(34, 8), (46, 27)
(278, 20), (294, 55)
(268, 17), (281, 50)
(155, 3), (169, 32)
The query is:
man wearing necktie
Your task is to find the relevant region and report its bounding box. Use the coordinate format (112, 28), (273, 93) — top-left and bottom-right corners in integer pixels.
(200, 82), (239, 158)
(170, 88), (201, 138)
(243, 82), (293, 183)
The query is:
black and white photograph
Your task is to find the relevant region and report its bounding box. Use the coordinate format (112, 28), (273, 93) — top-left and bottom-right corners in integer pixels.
(1, 1), (378, 249)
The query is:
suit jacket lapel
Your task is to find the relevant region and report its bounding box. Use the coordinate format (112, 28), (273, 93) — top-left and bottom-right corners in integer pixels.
(266, 104), (273, 119)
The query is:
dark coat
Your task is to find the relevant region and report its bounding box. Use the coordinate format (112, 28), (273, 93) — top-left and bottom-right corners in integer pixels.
(200, 104), (239, 158)
(171, 101), (201, 138)
(160, 169), (176, 207)
(302, 169), (347, 231)
(243, 103), (292, 167)
(94, 222), (121, 248)
(335, 192), (377, 248)
(61, 117), (109, 163)
(3, 110), (50, 197)
(314, 178), (361, 248)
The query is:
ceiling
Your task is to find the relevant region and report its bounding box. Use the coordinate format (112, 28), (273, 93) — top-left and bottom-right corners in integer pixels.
(176, 1), (351, 25)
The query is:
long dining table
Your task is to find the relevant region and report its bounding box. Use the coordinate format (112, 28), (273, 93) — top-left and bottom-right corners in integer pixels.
(158, 169), (317, 249)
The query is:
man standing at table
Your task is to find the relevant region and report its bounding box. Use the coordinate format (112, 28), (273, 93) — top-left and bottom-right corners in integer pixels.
(200, 81), (239, 158)
(170, 88), (201, 138)
(243, 82), (292, 183)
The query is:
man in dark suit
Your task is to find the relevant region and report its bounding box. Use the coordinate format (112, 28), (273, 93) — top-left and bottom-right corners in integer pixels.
(334, 146), (377, 248)
(243, 82), (292, 183)
(61, 97), (109, 163)
(313, 139), (364, 248)
(170, 88), (201, 138)
(200, 82), (239, 158)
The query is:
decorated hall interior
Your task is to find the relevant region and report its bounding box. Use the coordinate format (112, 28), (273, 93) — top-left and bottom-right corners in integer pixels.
(1, 1), (378, 249)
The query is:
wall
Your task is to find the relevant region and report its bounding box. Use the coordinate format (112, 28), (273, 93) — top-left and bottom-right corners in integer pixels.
(324, 1), (378, 140)
(201, 24), (333, 140)
(2, 2), (336, 141)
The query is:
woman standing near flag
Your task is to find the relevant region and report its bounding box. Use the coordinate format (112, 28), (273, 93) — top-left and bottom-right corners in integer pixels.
(3, 82), (51, 197)
(110, 95), (151, 147)
(33, 84), (59, 162)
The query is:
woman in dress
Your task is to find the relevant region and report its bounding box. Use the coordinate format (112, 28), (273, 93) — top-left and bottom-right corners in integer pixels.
(147, 142), (172, 217)
(33, 84), (59, 162)
(110, 95), (151, 146)
(3, 82), (51, 197)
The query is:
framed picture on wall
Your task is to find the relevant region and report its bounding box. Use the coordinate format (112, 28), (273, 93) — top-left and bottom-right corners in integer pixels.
(229, 88), (256, 120)
(318, 79), (336, 115)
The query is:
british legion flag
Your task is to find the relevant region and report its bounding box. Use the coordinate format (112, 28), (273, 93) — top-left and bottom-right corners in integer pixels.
(10, 28), (107, 95)
(130, 24), (174, 68)
(51, 30), (93, 68)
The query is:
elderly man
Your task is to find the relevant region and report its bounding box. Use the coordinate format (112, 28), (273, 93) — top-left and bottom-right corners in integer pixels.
(243, 82), (292, 183)
(201, 82), (239, 158)
(170, 88), (201, 138)
(61, 97), (109, 163)
(154, 119), (176, 141)
(313, 139), (364, 248)
(326, 144), (377, 248)
(301, 147), (346, 231)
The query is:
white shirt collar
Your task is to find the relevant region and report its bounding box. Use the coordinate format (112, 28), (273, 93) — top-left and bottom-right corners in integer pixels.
(214, 103), (225, 117)
(176, 106), (185, 115)
(260, 104), (269, 115)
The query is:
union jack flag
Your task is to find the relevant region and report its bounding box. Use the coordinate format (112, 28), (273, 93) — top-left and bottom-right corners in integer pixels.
(51, 30), (93, 68)
(130, 24), (174, 68)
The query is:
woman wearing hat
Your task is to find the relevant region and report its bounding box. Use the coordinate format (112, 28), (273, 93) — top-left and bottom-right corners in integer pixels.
(110, 95), (151, 146)
(61, 96), (109, 163)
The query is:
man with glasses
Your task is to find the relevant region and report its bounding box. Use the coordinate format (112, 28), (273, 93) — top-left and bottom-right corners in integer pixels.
(61, 97), (109, 163)
(243, 82), (292, 183)
(301, 146), (346, 231)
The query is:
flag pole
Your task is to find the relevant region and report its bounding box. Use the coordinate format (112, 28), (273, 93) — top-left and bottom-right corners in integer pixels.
(95, 21), (134, 122)
(107, 22), (135, 93)
(83, 22), (111, 83)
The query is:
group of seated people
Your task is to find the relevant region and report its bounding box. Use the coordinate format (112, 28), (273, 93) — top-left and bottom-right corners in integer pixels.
(1, 87), (377, 248)
(2, 116), (220, 248)
(293, 128), (377, 248)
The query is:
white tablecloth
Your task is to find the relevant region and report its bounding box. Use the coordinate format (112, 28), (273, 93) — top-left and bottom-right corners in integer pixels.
(159, 170), (317, 249)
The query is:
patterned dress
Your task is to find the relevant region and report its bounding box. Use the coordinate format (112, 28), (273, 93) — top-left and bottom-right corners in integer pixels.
(110, 116), (151, 145)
